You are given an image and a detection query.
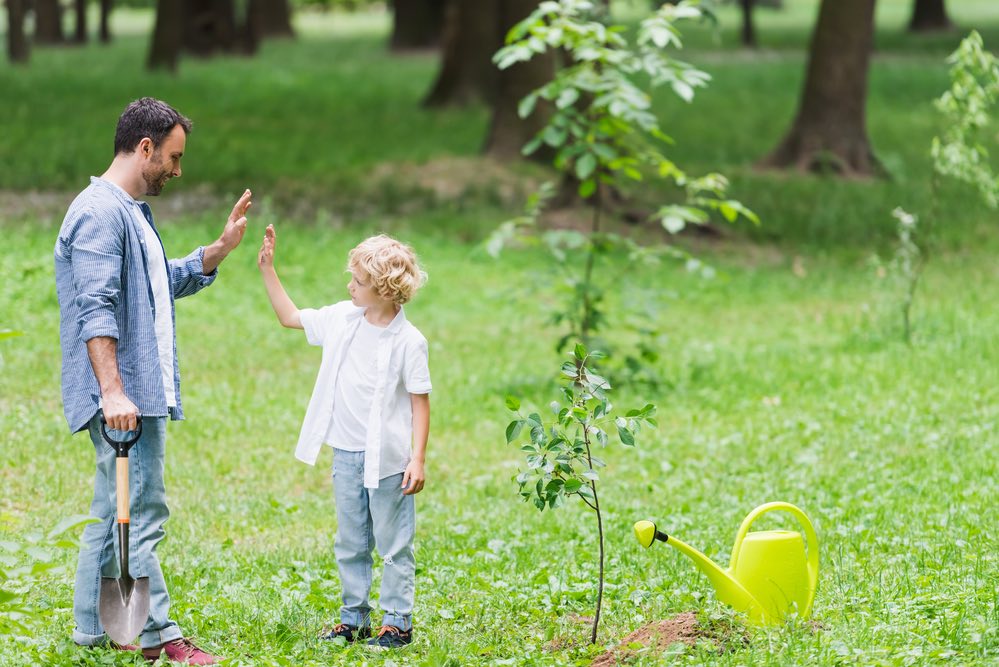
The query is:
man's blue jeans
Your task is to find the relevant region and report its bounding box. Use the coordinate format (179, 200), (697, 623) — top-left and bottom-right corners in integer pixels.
(332, 448), (416, 632)
(72, 414), (183, 649)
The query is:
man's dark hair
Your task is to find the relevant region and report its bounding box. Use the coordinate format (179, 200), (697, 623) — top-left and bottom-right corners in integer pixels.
(113, 97), (192, 156)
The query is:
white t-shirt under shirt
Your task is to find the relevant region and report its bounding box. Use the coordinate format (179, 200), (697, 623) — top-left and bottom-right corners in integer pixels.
(296, 302), (432, 487)
(133, 203), (177, 408)
(325, 317), (382, 451)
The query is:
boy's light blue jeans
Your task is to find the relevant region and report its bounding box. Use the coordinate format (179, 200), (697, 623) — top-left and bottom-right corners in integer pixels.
(332, 448), (416, 632)
(72, 414), (183, 649)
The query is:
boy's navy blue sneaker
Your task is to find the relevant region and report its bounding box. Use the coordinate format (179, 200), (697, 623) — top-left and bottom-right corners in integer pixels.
(367, 625), (412, 650)
(320, 623), (371, 643)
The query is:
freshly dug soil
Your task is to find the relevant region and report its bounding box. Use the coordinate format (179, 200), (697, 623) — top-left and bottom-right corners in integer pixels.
(590, 612), (706, 666)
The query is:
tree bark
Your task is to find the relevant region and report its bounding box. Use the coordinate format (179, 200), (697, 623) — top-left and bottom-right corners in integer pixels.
(74, 0), (89, 44)
(423, 0), (502, 107)
(184, 0), (239, 56)
(99, 0), (113, 43)
(740, 0), (756, 48)
(34, 0), (65, 44)
(248, 0), (295, 39)
(390, 0), (445, 51)
(6, 0), (30, 63)
(759, 0), (880, 176)
(484, 0), (554, 161)
(908, 0), (951, 32)
(147, 0), (183, 71)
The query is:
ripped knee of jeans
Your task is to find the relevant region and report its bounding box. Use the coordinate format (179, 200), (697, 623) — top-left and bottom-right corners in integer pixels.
(383, 554), (395, 567)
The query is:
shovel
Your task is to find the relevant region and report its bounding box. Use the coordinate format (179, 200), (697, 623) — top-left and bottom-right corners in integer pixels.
(97, 413), (150, 646)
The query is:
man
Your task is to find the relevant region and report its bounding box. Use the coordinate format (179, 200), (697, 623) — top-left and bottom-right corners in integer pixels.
(54, 97), (251, 665)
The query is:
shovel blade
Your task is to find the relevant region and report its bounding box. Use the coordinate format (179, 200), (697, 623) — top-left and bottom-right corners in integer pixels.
(99, 576), (150, 645)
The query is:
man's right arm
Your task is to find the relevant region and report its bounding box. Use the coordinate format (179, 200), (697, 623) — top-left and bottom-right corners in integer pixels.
(67, 207), (137, 431)
(86, 337), (139, 432)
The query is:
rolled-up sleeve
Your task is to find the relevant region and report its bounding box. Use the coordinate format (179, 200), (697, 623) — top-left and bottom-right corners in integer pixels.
(404, 335), (432, 394)
(70, 208), (123, 343)
(169, 246), (217, 299)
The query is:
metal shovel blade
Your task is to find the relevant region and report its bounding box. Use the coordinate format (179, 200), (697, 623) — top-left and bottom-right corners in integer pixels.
(99, 574), (150, 645)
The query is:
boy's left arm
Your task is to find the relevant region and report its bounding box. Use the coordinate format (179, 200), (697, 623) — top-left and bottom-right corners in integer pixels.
(171, 189), (252, 299)
(402, 393), (430, 495)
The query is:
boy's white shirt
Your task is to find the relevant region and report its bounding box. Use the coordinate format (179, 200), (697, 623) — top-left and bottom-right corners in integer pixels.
(296, 300), (432, 488)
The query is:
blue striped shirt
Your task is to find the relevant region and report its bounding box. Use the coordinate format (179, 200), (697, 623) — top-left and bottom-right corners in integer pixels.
(54, 177), (217, 433)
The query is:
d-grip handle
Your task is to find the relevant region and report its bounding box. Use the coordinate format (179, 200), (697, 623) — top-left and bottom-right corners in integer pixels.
(98, 412), (142, 525)
(99, 411), (143, 455)
(729, 502), (819, 617)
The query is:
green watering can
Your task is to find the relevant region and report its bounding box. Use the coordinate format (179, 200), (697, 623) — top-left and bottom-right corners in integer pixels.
(634, 502), (819, 625)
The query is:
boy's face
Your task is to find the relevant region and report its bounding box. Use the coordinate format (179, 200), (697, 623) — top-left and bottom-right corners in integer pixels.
(347, 269), (383, 307)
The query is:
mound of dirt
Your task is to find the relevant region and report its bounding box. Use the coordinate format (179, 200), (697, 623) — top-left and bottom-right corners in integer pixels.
(590, 612), (705, 666)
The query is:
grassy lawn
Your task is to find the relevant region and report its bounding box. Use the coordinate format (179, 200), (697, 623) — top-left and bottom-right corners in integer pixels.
(1, 1), (998, 665)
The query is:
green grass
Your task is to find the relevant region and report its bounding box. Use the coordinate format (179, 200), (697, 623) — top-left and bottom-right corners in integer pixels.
(1, 212), (997, 665)
(1, 1), (998, 665)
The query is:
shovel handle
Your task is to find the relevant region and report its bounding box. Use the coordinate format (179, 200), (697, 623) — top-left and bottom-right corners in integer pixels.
(99, 411), (143, 457)
(116, 458), (130, 523)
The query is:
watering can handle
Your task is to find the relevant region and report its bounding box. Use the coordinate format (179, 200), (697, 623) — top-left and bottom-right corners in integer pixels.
(729, 502), (819, 617)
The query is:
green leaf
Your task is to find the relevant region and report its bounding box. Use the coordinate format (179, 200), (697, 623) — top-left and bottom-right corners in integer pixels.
(518, 93), (539, 119)
(618, 425), (635, 446)
(578, 178), (597, 198)
(505, 395), (521, 411)
(575, 153), (597, 180)
(506, 420), (525, 444)
(573, 343), (587, 361)
(564, 479), (583, 493)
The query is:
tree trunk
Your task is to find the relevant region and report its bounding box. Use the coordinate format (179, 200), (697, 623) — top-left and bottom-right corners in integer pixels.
(908, 0), (951, 32)
(99, 0), (113, 42)
(147, 0), (183, 71)
(184, 0), (239, 56)
(484, 0), (554, 161)
(248, 0), (294, 39)
(740, 0), (756, 48)
(423, 0), (502, 107)
(6, 0), (30, 63)
(390, 0), (445, 51)
(74, 0), (89, 44)
(34, 0), (65, 44)
(759, 0), (880, 176)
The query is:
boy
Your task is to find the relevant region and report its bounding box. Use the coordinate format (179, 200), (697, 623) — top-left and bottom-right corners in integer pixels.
(257, 225), (431, 649)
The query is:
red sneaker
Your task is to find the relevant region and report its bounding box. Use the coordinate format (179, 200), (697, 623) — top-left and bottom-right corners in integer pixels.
(142, 638), (222, 665)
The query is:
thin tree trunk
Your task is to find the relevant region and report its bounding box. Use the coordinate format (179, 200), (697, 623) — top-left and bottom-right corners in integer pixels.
(484, 0), (554, 161)
(6, 0), (30, 63)
(740, 0), (756, 48)
(423, 0), (502, 107)
(908, 0), (951, 32)
(99, 0), (113, 42)
(74, 0), (89, 44)
(35, 0), (65, 44)
(147, 0), (183, 71)
(759, 0), (880, 176)
(390, 0), (445, 51)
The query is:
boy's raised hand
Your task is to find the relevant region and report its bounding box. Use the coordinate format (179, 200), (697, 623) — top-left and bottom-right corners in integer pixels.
(258, 224), (276, 270)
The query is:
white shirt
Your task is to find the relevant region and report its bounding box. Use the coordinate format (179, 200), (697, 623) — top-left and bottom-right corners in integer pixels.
(325, 318), (381, 451)
(132, 203), (176, 408)
(296, 301), (432, 488)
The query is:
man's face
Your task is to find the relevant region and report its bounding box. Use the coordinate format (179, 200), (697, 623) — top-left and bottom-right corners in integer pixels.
(141, 124), (186, 196)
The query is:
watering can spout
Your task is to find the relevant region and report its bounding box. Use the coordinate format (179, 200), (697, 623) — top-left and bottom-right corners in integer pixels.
(633, 520), (768, 624)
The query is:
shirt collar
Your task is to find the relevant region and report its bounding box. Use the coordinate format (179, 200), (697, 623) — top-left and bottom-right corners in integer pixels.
(347, 305), (408, 335)
(91, 176), (150, 213)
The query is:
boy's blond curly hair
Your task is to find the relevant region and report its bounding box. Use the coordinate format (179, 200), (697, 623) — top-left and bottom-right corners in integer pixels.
(347, 235), (427, 305)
